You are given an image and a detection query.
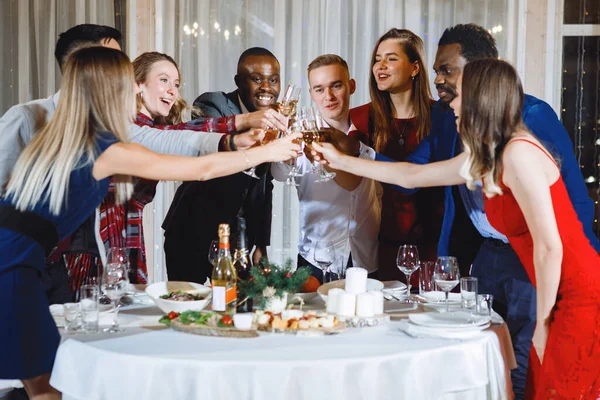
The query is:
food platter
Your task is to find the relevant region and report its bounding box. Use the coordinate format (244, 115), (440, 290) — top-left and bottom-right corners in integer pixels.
(170, 319), (258, 338)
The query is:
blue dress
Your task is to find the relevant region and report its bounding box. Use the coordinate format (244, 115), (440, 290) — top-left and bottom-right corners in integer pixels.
(0, 132), (118, 379)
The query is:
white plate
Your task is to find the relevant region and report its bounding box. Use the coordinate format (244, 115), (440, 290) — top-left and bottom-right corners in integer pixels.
(409, 311), (491, 328)
(145, 281), (212, 314)
(420, 291), (461, 304)
(317, 279), (387, 301)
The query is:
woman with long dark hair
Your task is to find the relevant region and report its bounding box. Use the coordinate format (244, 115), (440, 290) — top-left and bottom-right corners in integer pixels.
(316, 58), (600, 399)
(350, 28), (444, 280)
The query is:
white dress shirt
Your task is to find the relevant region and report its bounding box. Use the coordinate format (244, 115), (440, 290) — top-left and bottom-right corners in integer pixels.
(271, 130), (382, 273)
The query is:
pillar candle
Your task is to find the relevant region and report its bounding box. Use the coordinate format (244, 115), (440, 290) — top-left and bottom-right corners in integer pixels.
(345, 267), (368, 294)
(368, 290), (384, 315)
(356, 292), (375, 317)
(326, 288), (344, 314)
(337, 292), (357, 317)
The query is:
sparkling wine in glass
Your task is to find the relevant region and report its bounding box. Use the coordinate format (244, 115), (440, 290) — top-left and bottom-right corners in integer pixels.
(314, 241), (335, 283)
(396, 245), (420, 303)
(101, 257), (129, 333)
(312, 108), (336, 182)
(434, 256), (460, 312)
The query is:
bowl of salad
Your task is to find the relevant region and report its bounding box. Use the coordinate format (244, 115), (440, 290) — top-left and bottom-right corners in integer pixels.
(145, 281), (212, 314)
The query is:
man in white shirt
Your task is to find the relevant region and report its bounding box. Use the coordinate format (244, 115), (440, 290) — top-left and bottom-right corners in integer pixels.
(271, 54), (382, 282)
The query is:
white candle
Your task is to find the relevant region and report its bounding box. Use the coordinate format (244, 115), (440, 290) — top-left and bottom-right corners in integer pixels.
(326, 288), (344, 314)
(337, 292), (357, 317)
(356, 292), (375, 317)
(368, 290), (384, 315)
(345, 267), (368, 294)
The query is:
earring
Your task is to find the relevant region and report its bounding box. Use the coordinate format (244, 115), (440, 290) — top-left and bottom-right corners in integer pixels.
(411, 75), (415, 81)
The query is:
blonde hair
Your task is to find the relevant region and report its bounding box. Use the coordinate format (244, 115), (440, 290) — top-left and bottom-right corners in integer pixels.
(5, 47), (134, 214)
(133, 52), (201, 124)
(457, 59), (530, 197)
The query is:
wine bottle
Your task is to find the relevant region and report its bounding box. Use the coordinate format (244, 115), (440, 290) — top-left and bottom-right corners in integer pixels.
(234, 217), (253, 313)
(211, 224), (237, 315)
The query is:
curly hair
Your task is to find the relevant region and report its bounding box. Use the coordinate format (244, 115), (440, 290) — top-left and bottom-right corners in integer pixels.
(438, 24), (498, 61)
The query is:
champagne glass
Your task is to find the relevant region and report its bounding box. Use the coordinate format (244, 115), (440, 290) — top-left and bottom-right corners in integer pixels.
(312, 108), (336, 182)
(434, 256), (460, 312)
(396, 245), (420, 303)
(208, 240), (219, 266)
(314, 241), (336, 283)
(101, 248), (129, 333)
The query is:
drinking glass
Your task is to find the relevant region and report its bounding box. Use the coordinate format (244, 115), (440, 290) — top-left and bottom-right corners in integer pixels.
(418, 261), (437, 295)
(314, 241), (336, 283)
(208, 240), (219, 266)
(477, 294), (494, 317)
(434, 256), (460, 312)
(101, 250), (129, 333)
(328, 255), (347, 282)
(396, 245), (420, 303)
(80, 284), (100, 333)
(460, 277), (478, 311)
(63, 303), (82, 333)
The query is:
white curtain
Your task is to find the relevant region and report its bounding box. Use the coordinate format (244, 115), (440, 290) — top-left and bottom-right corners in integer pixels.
(147, 0), (515, 278)
(0, 0), (116, 114)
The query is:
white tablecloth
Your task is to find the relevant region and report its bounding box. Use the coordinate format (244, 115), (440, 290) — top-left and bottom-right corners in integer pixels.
(47, 303), (510, 400)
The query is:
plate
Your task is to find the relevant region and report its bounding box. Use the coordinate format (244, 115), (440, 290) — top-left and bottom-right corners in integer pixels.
(317, 278), (386, 301)
(408, 311), (491, 328)
(419, 291), (461, 304)
(257, 321), (345, 336)
(336, 313), (390, 328)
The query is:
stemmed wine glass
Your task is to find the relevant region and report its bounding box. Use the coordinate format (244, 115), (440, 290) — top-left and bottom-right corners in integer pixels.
(433, 256), (460, 312)
(396, 245), (420, 303)
(314, 241), (336, 283)
(297, 107), (335, 182)
(208, 240), (219, 266)
(101, 248), (130, 333)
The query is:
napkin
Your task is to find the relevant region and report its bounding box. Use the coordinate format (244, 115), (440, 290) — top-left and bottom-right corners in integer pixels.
(398, 319), (490, 340)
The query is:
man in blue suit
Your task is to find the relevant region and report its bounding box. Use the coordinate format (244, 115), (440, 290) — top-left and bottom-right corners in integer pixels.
(372, 24), (599, 399)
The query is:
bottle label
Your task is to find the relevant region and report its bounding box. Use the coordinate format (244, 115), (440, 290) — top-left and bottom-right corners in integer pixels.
(212, 285), (237, 312)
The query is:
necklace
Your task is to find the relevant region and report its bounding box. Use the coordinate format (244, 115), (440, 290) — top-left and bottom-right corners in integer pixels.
(397, 109), (414, 146)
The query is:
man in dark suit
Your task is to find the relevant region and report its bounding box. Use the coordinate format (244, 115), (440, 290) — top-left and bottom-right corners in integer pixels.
(163, 47), (281, 283)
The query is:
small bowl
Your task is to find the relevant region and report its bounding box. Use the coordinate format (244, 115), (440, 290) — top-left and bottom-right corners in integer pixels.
(317, 279), (384, 302)
(145, 281), (211, 314)
(233, 313), (254, 330)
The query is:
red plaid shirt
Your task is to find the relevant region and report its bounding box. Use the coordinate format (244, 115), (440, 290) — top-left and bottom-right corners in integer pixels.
(98, 113), (237, 284)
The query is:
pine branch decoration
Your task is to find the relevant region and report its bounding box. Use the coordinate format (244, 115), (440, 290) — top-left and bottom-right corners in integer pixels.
(238, 258), (311, 309)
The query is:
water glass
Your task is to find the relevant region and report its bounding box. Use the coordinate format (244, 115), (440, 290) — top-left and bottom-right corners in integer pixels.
(477, 294), (494, 317)
(460, 277), (478, 311)
(63, 303), (82, 333)
(80, 284), (100, 333)
(418, 261), (436, 295)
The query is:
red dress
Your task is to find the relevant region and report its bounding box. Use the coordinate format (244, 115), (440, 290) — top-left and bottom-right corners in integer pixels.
(350, 103), (444, 281)
(484, 139), (600, 400)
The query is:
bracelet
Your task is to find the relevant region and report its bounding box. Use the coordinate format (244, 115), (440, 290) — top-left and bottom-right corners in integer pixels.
(240, 149), (250, 167)
(229, 134), (238, 152)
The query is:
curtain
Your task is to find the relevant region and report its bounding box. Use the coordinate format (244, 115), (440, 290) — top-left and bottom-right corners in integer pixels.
(146, 0), (514, 279)
(0, 0), (116, 115)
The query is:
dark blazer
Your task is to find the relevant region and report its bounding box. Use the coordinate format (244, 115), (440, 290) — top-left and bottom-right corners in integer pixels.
(162, 90), (273, 283)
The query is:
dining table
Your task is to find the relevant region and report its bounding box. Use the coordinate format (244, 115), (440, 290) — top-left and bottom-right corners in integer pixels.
(33, 283), (517, 400)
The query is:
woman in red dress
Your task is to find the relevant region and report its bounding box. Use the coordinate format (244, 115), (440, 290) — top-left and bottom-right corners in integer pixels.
(349, 29), (444, 281)
(315, 58), (600, 399)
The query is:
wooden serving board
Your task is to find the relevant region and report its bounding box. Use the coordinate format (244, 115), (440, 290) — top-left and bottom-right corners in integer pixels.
(170, 319), (259, 338)
(257, 321), (345, 336)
